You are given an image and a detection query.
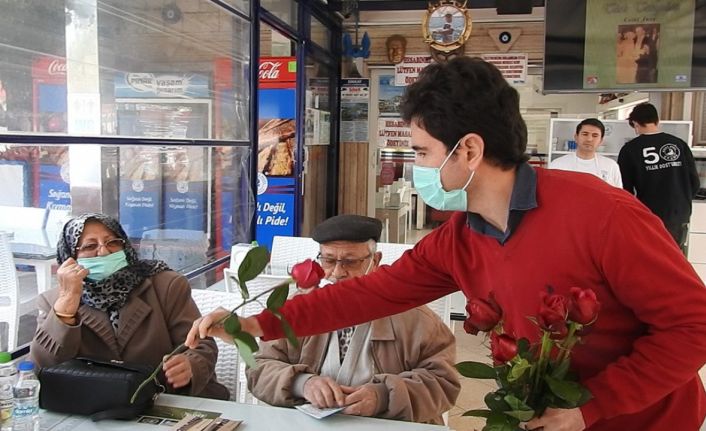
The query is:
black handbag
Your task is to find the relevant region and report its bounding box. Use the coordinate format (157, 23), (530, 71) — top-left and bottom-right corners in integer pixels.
(38, 357), (161, 421)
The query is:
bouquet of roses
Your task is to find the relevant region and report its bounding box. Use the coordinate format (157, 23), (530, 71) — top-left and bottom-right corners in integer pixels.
(456, 287), (601, 431)
(132, 246), (324, 402)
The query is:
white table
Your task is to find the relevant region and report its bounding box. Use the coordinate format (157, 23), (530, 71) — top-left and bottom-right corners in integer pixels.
(41, 394), (449, 431)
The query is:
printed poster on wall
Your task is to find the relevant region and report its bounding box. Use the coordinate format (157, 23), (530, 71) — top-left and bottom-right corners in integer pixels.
(340, 78), (369, 143)
(256, 175), (295, 251)
(583, 0), (694, 90)
(394, 55), (433, 86)
(377, 117), (411, 148)
(119, 147), (161, 239)
(257, 57), (298, 250)
(481, 53), (528, 85)
(378, 75), (405, 117)
(162, 147), (206, 231)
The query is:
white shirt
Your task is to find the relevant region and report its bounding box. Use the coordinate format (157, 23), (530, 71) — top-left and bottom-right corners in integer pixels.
(549, 153), (623, 188)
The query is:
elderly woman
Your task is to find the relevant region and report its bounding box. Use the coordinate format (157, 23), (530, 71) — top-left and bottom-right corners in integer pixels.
(31, 213), (228, 400)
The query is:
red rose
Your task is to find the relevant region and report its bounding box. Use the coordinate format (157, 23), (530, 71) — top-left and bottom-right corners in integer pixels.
(538, 292), (568, 331)
(568, 287), (601, 325)
(465, 295), (503, 333)
(463, 317), (479, 335)
(490, 332), (518, 364)
(290, 259), (325, 289)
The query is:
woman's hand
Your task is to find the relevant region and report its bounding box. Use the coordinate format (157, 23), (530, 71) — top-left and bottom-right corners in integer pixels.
(54, 257), (87, 317)
(185, 308), (264, 348)
(163, 354), (193, 389)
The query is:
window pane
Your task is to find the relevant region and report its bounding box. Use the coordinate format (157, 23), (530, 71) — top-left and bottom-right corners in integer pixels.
(221, 0), (250, 17)
(261, 0), (298, 29)
(0, 142), (254, 351)
(310, 16), (330, 50)
(0, 0), (251, 141)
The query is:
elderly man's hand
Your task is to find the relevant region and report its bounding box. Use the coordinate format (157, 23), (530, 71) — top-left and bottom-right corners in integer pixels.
(341, 384), (378, 417)
(303, 376), (345, 408)
(525, 407), (586, 431)
(163, 354), (193, 389)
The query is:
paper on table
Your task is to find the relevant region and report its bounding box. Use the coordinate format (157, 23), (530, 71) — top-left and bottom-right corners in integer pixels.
(169, 414), (242, 431)
(295, 404), (345, 419)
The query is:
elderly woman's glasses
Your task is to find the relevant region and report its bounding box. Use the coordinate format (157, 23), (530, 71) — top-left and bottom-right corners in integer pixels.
(75, 238), (125, 255)
(316, 253), (371, 271)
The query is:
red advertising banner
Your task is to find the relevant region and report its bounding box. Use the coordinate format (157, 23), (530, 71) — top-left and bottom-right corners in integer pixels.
(259, 57), (296, 89)
(31, 56), (66, 83)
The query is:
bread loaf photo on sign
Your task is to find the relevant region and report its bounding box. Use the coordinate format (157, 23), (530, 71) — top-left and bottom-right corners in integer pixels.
(257, 119), (295, 176)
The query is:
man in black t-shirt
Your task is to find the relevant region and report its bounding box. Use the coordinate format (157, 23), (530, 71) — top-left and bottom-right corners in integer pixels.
(618, 102), (700, 251)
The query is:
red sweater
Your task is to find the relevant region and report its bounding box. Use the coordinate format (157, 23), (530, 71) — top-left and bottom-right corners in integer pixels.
(257, 168), (706, 430)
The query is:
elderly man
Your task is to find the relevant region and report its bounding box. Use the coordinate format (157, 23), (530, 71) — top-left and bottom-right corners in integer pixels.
(245, 215), (459, 424)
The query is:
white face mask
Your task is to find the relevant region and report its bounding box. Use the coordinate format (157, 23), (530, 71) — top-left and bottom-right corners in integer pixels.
(413, 139), (475, 211)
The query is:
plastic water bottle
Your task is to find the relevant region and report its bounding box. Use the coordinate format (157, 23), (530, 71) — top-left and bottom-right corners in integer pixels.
(0, 352), (15, 431)
(12, 361), (39, 431)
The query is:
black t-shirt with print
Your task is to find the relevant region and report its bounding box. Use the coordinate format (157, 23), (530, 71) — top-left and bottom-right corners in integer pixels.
(618, 132), (700, 224)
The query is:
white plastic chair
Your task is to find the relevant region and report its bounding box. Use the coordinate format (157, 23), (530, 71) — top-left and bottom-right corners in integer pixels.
(222, 270), (294, 314)
(269, 236), (319, 276)
(0, 231), (20, 351)
(190, 289), (242, 402)
(377, 242), (451, 327)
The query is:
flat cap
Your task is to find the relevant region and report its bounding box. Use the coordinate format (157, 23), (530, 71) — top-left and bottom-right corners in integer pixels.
(311, 215), (383, 244)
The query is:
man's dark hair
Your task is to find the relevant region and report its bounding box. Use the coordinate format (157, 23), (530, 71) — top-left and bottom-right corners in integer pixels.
(576, 118), (605, 137)
(628, 102), (659, 127)
(400, 57), (528, 169)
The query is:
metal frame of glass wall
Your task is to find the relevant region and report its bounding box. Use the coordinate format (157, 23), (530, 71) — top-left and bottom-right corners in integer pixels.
(259, 0), (342, 235)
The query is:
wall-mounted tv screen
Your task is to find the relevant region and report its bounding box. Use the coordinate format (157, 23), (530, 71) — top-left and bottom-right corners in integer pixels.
(543, 0), (706, 93)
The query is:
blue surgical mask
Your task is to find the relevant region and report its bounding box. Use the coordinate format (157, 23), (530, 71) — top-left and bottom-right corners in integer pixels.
(413, 140), (475, 211)
(77, 250), (129, 281)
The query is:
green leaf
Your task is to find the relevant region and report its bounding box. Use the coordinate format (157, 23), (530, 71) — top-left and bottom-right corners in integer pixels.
(544, 375), (584, 405)
(456, 361), (496, 379)
(234, 330), (259, 352)
(484, 411), (521, 431)
(503, 410), (534, 422)
(502, 394), (534, 421)
(238, 280), (249, 300)
(233, 331), (260, 369)
(550, 359), (570, 380)
(503, 394), (532, 412)
(233, 337), (256, 369)
(485, 391), (510, 412)
(238, 246), (270, 283)
(577, 386), (593, 406)
(266, 284), (289, 310)
(272, 310), (299, 348)
(516, 338), (531, 359)
(223, 314), (240, 336)
(461, 409), (492, 418)
(507, 358), (530, 383)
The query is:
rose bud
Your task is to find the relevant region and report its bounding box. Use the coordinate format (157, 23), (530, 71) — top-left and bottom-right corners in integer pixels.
(490, 332), (518, 364)
(465, 295), (503, 332)
(290, 259), (325, 289)
(463, 317), (480, 335)
(568, 287), (601, 325)
(538, 292), (568, 331)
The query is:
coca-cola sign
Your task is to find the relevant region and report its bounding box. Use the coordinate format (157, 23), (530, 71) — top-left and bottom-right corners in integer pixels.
(259, 61), (282, 80)
(47, 59), (66, 76)
(32, 56), (67, 81)
(258, 57), (296, 88)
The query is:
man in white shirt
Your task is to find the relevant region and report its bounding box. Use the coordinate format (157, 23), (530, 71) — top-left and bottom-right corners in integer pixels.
(550, 118), (623, 188)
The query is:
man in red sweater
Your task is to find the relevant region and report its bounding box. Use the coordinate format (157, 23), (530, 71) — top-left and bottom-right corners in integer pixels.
(188, 58), (706, 431)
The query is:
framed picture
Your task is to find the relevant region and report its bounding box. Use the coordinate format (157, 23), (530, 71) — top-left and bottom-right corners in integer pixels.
(422, 1), (472, 53)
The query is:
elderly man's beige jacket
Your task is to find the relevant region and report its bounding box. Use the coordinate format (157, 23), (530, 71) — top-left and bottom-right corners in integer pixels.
(246, 306), (460, 424)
